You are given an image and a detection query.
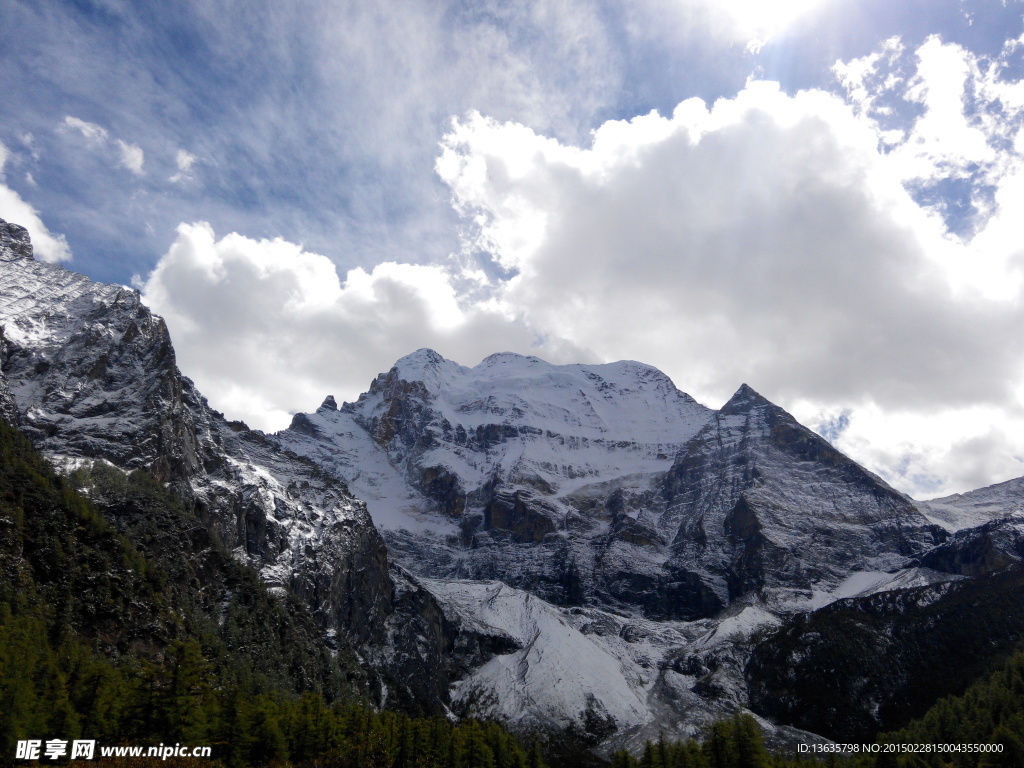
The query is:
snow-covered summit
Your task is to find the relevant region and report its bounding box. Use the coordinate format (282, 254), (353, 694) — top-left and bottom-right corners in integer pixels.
(378, 347), (470, 391)
(283, 349), (714, 529)
(719, 382), (769, 413)
(917, 475), (1024, 532)
(348, 347), (710, 441)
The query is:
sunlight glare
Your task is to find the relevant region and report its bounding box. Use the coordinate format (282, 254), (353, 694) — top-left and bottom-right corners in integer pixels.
(714, 0), (832, 49)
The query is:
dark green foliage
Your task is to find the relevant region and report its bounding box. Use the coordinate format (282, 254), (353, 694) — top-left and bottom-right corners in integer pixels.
(66, 458), (365, 700)
(0, 420), (544, 768)
(615, 649), (1024, 768)
(747, 570), (1024, 741)
(610, 715), (771, 768)
(870, 648), (1024, 768)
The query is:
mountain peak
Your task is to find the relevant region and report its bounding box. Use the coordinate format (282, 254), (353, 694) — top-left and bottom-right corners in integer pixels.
(319, 395), (338, 411)
(720, 382), (772, 414)
(0, 219), (34, 262)
(398, 347), (445, 365)
(388, 348), (466, 389)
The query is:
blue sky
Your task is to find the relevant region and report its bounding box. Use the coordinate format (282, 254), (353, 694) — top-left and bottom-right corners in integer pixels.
(3, 0), (1024, 497)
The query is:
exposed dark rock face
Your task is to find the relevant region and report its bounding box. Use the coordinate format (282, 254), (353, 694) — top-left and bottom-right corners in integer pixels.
(656, 384), (946, 618)
(0, 218), (452, 713)
(484, 487), (559, 542)
(0, 220), (33, 261)
(0, 330), (18, 426)
(746, 567), (1024, 741)
(917, 516), (1024, 577)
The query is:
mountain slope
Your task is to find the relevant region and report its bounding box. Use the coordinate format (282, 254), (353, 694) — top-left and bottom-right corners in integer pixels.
(0, 414), (363, 753)
(746, 566), (1024, 741)
(0, 417), (549, 768)
(0, 218), (455, 713)
(653, 384), (947, 618)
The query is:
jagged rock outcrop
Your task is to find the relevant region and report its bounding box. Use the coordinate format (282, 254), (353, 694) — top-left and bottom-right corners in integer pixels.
(0, 219), (33, 261)
(915, 515), (1024, 576)
(0, 330), (18, 426)
(0, 217), (449, 711)
(654, 384), (947, 618)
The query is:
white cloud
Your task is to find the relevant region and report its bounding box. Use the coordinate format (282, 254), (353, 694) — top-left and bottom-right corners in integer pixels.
(169, 149), (197, 183)
(433, 46), (1024, 498)
(62, 115), (145, 176)
(834, 34), (1024, 236)
(116, 139), (145, 175)
(63, 116), (109, 144)
(139, 34), (1024, 498)
(0, 141), (72, 263)
(438, 86), (1019, 407)
(140, 222), (583, 431)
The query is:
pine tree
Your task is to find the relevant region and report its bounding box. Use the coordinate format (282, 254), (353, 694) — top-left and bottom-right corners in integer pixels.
(980, 724), (1024, 768)
(731, 714), (770, 768)
(703, 720), (736, 768)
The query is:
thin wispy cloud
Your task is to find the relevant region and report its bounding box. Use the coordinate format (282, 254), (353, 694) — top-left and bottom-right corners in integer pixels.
(62, 116), (145, 176)
(169, 150), (197, 183)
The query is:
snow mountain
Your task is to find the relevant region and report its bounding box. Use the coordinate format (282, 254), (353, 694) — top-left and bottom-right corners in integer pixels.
(0, 218), (459, 710)
(274, 342), (974, 746)
(280, 351), (946, 622)
(4, 215), (1023, 753)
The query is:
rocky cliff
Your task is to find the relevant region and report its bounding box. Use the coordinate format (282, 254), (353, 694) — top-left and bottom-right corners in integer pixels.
(0, 217), (457, 711)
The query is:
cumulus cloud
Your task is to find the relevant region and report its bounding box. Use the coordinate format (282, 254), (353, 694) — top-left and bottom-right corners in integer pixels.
(0, 141), (72, 262)
(835, 34), (1024, 235)
(140, 34), (1024, 497)
(139, 223), (585, 431)
(432, 40), (1024, 497)
(438, 84), (1021, 411)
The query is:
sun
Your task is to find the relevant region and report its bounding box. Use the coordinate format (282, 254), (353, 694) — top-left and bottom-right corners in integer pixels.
(714, 0), (833, 49)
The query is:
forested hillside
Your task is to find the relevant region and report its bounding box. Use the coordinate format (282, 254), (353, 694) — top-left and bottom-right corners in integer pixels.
(614, 647), (1024, 768)
(0, 418), (545, 768)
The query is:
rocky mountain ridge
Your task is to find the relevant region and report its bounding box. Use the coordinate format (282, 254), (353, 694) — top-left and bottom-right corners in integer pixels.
(0, 217), (464, 712)
(280, 349), (948, 622)
(4, 216), (1024, 753)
